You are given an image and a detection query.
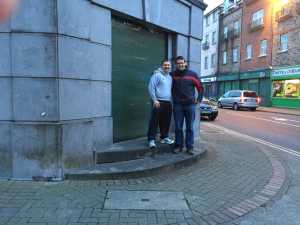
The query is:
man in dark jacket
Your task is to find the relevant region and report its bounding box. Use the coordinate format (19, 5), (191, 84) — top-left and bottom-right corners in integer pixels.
(171, 56), (203, 155)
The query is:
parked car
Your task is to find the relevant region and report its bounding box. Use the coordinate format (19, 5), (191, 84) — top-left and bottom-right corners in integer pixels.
(200, 98), (219, 121)
(218, 90), (260, 111)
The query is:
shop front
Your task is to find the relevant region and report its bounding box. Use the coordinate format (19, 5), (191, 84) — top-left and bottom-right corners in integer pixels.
(201, 76), (217, 98)
(239, 69), (271, 106)
(271, 66), (300, 109)
(217, 73), (239, 97)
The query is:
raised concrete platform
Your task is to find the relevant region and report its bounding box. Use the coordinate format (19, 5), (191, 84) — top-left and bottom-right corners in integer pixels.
(65, 137), (207, 180)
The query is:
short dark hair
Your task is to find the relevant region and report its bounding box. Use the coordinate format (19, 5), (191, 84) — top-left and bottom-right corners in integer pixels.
(175, 56), (186, 63)
(161, 59), (170, 65)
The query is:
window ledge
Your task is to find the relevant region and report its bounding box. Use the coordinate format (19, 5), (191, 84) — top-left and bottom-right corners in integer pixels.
(258, 54), (267, 58)
(245, 58), (252, 61)
(278, 49), (288, 54)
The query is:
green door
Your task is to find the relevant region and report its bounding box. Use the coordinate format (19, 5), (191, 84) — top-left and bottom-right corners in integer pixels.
(248, 79), (259, 93)
(112, 18), (166, 142)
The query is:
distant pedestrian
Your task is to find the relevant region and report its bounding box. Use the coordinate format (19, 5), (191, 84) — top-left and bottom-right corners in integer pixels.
(147, 59), (174, 149)
(171, 56), (203, 155)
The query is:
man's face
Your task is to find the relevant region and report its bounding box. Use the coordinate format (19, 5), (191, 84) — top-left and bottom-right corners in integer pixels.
(0, 0), (17, 22)
(176, 59), (186, 71)
(162, 61), (171, 73)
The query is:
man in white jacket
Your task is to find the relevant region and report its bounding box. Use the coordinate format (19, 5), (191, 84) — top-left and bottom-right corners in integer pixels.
(147, 59), (174, 149)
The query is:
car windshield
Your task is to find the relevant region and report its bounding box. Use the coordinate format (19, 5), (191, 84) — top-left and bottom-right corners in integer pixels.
(244, 91), (257, 97)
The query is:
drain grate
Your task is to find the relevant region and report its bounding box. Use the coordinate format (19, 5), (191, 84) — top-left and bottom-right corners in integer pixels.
(104, 190), (189, 210)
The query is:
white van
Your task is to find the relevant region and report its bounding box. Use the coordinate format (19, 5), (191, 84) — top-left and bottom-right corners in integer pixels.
(218, 90), (260, 111)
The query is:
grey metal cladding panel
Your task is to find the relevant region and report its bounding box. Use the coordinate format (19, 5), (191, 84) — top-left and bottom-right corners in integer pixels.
(176, 35), (189, 59)
(11, 0), (56, 33)
(190, 38), (201, 63)
(11, 124), (60, 179)
(0, 34), (10, 76)
(189, 61), (201, 75)
(11, 34), (57, 77)
(90, 5), (111, 45)
(59, 79), (92, 120)
(148, 0), (190, 35)
(0, 78), (12, 120)
(191, 6), (203, 39)
(0, 124), (12, 178)
(58, 36), (111, 81)
(91, 82), (111, 117)
(13, 78), (59, 121)
(58, 0), (90, 39)
(93, 116), (113, 149)
(62, 121), (93, 169)
(91, 0), (143, 19)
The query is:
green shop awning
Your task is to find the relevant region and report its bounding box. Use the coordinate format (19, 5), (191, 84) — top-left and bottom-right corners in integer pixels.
(271, 66), (300, 80)
(217, 73), (239, 81)
(240, 69), (270, 80)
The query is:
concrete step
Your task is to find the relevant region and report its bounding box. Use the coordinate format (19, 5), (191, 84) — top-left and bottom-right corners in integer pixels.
(95, 137), (173, 164)
(65, 147), (207, 180)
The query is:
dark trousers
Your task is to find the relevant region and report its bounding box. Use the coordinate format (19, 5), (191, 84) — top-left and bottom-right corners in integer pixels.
(173, 104), (196, 150)
(147, 101), (172, 141)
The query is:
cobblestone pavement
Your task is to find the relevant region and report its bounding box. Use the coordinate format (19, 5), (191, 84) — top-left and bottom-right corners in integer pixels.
(0, 124), (289, 225)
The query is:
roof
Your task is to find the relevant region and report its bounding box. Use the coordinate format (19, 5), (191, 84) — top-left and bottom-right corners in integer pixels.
(186, 0), (208, 10)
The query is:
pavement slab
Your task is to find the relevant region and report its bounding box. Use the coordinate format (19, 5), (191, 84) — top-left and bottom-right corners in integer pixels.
(0, 124), (289, 225)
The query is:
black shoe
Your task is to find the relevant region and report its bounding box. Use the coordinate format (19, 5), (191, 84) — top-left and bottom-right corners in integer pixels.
(186, 149), (194, 155)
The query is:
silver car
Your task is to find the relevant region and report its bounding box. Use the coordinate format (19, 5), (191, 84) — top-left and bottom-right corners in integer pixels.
(218, 90), (260, 111)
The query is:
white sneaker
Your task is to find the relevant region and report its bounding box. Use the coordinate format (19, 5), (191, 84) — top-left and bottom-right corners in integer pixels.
(160, 137), (174, 145)
(149, 140), (157, 149)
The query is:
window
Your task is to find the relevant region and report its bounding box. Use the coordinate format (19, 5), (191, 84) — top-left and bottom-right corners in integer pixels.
(205, 34), (209, 44)
(233, 48), (239, 63)
(224, 26), (228, 39)
(206, 16), (210, 27)
(204, 56), (208, 69)
(272, 79), (300, 98)
(246, 44), (252, 59)
(252, 9), (264, 27)
(260, 40), (268, 56)
(280, 34), (288, 51)
(233, 20), (240, 35)
(213, 11), (217, 23)
(223, 51), (227, 64)
(212, 31), (216, 45)
(211, 54), (216, 68)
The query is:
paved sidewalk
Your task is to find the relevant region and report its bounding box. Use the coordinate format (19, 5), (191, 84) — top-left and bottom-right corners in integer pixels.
(258, 107), (300, 116)
(0, 125), (288, 225)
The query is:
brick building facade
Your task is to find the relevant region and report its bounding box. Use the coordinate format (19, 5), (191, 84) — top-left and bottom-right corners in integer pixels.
(271, 0), (300, 108)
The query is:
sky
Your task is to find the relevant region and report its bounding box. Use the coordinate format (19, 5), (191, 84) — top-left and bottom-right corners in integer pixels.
(204, 0), (224, 13)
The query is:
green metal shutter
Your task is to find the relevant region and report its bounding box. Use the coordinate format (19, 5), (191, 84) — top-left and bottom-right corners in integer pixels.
(112, 18), (166, 142)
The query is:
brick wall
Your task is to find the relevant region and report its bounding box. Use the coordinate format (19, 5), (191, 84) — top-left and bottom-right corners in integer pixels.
(272, 0), (300, 66)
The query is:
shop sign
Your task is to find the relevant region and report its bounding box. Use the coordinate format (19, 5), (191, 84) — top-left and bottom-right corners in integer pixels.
(240, 71), (266, 79)
(201, 77), (216, 83)
(272, 66), (300, 78)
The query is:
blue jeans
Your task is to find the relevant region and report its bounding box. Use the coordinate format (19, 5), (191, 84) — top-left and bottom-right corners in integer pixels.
(173, 104), (196, 149)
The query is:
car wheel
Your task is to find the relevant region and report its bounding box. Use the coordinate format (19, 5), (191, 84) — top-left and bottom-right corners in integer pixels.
(218, 102), (223, 108)
(209, 115), (217, 121)
(233, 103), (239, 111)
(250, 107), (257, 111)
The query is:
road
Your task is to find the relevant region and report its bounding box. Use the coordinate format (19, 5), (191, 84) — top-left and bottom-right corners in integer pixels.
(207, 108), (300, 152)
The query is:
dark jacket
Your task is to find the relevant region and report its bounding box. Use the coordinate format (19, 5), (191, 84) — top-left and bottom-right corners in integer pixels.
(171, 69), (203, 105)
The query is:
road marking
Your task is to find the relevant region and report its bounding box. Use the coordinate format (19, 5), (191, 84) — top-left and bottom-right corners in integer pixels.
(221, 112), (300, 128)
(203, 123), (300, 158)
(271, 117), (300, 123)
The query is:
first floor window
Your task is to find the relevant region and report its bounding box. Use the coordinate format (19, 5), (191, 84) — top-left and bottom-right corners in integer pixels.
(204, 56), (208, 69)
(260, 40), (268, 56)
(272, 79), (300, 98)
(233, 48), (239, 63)
(211, 53), (216, 68)
(223, 51), (227, 64)
(280, 34), (288, 51)
(246, 44), (252, 59)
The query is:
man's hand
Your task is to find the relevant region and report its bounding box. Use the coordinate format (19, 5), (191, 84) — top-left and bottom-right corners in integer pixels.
(153, 100), (160, 108)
